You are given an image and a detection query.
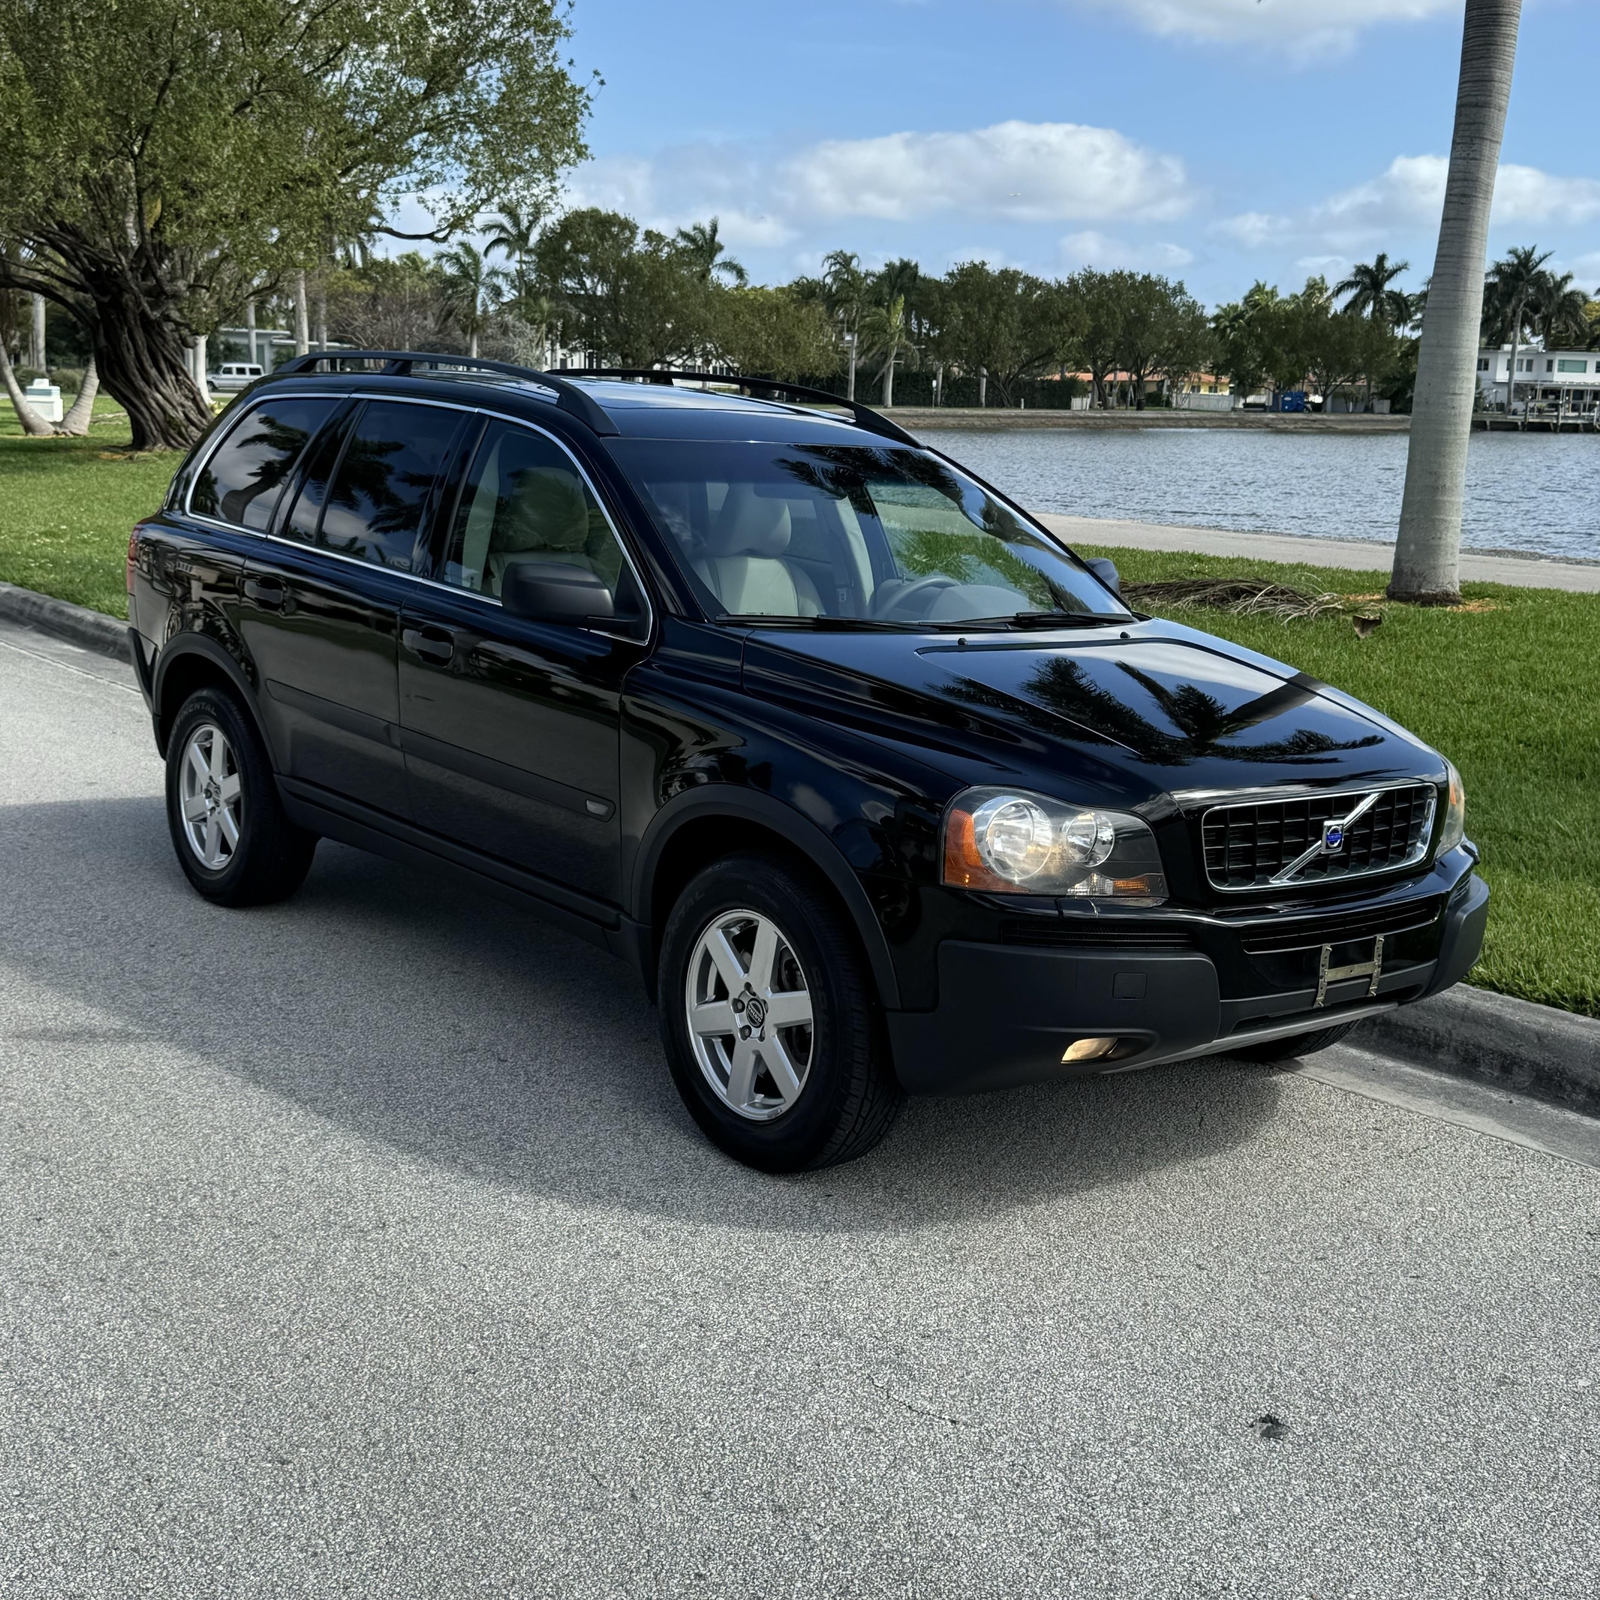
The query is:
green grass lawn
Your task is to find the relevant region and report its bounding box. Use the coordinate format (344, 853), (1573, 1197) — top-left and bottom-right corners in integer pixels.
(2, 415), (1595, 1016)
(0, 402), (177, 618)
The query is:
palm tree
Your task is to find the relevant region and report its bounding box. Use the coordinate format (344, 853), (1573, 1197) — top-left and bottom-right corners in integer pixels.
(867, 259), (920, 406)
(1391, 0), (1523, 606)
(437, 241), (502, 359)
(673, 218), (746, 286)
(822, 250), (868, 398)
(483, 203), (543, 298)
(1482, 244), (1551, 418)
(1334, 253), (1412, 327)
(1529, 269), (1590, 347)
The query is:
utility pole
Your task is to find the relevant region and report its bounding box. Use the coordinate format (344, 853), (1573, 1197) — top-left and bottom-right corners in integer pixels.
(294, 272), (310, 356)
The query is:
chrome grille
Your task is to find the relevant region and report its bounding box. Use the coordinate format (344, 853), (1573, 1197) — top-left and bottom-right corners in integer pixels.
(1202, 784), (1437, 891)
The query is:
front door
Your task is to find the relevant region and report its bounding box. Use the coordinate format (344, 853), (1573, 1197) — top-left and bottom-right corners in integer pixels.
(240, 398), (468, 818)
(398, 417), (649, 908)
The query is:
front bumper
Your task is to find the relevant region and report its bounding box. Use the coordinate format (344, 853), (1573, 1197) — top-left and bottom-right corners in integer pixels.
(886, 863), (1489, 1095)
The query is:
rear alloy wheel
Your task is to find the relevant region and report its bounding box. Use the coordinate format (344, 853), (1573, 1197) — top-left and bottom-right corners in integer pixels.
(659, 853), (902, 1171)
(165, 688), (317, 907)
(1228, 1021), (1358, 1064)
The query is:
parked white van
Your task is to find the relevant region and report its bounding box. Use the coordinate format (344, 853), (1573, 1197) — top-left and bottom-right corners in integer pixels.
(208, 363), (266, 394)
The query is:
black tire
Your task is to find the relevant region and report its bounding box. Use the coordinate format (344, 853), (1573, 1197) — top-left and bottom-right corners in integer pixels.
(164, 687), (317, 907)
(1228, 1021), (1358, 1064)
(658, 852), (903, 1172)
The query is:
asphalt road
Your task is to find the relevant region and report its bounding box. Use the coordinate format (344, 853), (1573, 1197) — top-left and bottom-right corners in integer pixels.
(3, 620), (1598, 1600)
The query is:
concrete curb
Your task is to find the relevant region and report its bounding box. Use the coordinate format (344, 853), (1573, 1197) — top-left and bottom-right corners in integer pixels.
(1353, 986), (1600, 1117)
(0, 581), (130, 662)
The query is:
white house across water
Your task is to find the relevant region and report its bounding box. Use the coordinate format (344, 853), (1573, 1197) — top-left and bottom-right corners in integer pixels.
(1478, 344), (1600, 414)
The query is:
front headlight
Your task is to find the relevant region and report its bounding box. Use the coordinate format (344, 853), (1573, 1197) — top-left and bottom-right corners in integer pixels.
(942, 787), (1168, 902)
(1436, 759), (1467, 855)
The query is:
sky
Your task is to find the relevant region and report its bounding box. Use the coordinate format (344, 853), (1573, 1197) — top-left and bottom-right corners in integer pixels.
(546, 0), (1600, 308)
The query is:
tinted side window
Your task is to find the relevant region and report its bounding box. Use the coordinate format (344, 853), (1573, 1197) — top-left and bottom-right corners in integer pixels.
(191, 398), (336, 530)
(279, 406), (354, 545)
(440, 421), (625, 598)
(315, 401), (460, 572)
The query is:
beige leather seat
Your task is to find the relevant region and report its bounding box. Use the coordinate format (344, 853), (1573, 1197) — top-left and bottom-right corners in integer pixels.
(484, 466), (598, 596)
(702, 485), (822, 616)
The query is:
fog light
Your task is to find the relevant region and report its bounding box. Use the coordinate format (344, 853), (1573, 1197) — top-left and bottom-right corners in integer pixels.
(1061, 1037), (1119, 1063)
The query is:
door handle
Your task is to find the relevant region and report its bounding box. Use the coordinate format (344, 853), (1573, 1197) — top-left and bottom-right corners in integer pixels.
(402, 625), (456, 665)
(243, 575), (286, 609)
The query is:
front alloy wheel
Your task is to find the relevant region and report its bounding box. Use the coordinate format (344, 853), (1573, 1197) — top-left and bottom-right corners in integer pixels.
(685, 909), (815, 1120)
(658, 852), (903, 1171)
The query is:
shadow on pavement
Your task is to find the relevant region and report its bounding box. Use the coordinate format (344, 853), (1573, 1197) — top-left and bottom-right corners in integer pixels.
(1, 796), (1285, 1229)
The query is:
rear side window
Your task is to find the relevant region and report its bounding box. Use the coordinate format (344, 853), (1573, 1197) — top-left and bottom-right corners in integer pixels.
(190, 397), (336, 530)
(312, 401), (461, 572)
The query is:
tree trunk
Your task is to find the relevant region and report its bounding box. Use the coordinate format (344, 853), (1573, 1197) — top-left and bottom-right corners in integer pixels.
(978, 368), (987, 408)
(91, 295), (215, 451)
(29, 293), (47, 370)
(882, 348), (895, 408)
(294, 272), (310, 356)
(0, 336), (56, 435)
(55, 357), (100, 436)
(1391, 0), (1522, 604)
(315, 275), (328, 351)
(246, 297), (258, 368)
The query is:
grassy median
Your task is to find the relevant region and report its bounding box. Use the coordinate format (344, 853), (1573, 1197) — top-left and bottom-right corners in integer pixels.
(2, 413), (1595, 1016)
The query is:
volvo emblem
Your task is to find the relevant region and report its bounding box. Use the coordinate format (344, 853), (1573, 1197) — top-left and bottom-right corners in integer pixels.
(1269, 790), (1381, 885)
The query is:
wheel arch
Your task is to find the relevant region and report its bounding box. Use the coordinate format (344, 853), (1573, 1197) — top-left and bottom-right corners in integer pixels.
(631, 788), (902, 1011)
(152, 636), (271, 762)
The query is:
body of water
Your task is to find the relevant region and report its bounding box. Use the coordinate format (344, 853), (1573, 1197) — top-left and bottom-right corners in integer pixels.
(921, 427), (1600, 563)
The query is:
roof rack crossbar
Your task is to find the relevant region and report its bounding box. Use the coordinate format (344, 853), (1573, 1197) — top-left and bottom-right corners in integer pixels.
(566, 369), (920, 447)
(275, 350), (618, 436)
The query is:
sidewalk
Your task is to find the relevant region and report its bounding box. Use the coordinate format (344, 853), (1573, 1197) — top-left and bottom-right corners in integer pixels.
(1034, 514), (1600, 594)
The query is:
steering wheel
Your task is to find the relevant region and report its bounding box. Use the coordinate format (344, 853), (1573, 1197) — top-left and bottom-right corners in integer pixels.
(872, 574), (959, 622)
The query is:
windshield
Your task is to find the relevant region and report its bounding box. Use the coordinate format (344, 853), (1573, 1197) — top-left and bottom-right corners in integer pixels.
(610, 441), (1129, 627)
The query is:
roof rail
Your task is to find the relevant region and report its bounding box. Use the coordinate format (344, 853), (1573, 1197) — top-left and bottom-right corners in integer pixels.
(275, 350), (618, 436)
(567, 369), (921, 447)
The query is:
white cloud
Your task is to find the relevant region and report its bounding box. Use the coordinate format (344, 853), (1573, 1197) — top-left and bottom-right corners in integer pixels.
(1312, 155), (1600, 244)
(557, 120), (1192, 272)
(1074, 0), (1458, 58)
(1211, 211), (1293, 247)
(784, 121), (1191, 223)
(1061, 231), (1195, 270)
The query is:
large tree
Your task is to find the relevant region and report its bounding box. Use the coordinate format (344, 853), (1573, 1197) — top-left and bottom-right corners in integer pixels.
(534, 208), (712, 367)
(1391, 0), (1522, 605)
(935, 263), (1075, 408)
(1112, 273), (1209, 409)
(0, 0), (589, 449)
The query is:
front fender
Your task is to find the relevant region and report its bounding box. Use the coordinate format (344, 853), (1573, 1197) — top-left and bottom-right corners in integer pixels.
(631, 784), (904, 1011)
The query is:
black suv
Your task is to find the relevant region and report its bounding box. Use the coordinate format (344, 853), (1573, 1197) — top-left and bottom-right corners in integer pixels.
(127, 354), (1487, 1170)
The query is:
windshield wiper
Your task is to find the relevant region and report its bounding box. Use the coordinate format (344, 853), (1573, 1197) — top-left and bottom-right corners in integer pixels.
(975, 612), (1128, 630)
(716, 614), (934, 632)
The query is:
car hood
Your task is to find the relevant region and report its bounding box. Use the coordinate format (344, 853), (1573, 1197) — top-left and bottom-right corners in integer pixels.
(741, 621), (1439, 803)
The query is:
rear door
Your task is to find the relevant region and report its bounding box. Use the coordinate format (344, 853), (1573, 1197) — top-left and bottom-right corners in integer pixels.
(397, 416), (651, 907)
(240, 397), (469, 818)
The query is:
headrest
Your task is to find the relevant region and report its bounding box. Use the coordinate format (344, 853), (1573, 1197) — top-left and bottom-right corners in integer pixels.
(496, 468), (589, 553)
(708, 484), (791, 558)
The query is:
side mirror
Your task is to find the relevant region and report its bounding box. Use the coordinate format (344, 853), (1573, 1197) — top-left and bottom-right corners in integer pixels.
(1085, 556), (1121, 596)
(500, 558), (614, 624)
